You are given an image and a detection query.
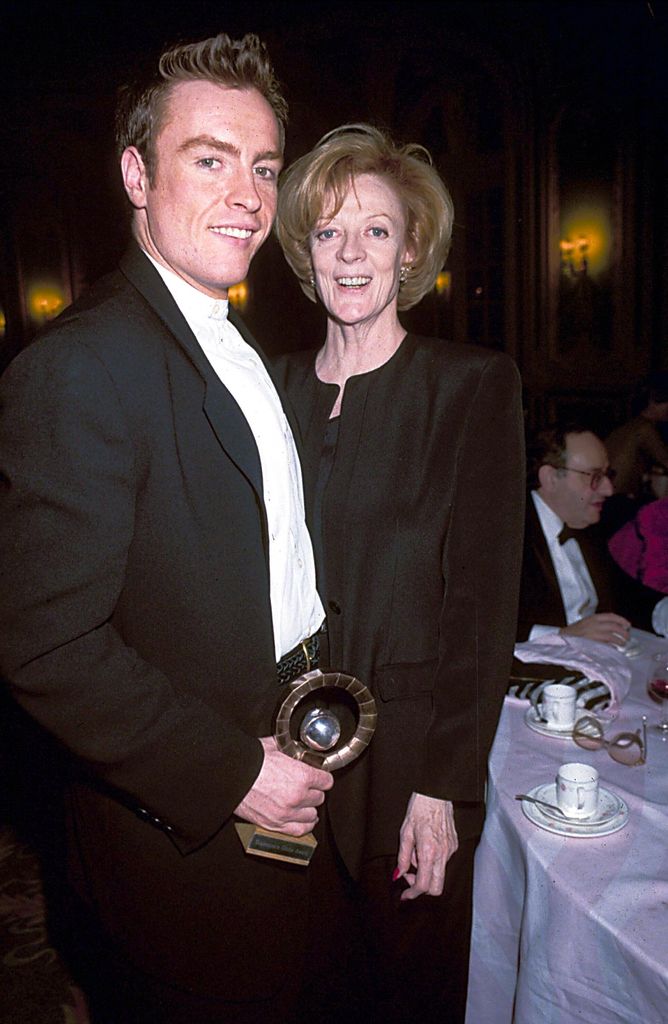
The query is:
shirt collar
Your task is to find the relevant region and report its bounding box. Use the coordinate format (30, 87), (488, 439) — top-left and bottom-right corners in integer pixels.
(532, 490), (564, 545)
(142, 250), (229, 331)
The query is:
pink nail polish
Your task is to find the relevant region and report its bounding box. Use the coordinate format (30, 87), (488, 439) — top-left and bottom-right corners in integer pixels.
(392, 867), (402, 881)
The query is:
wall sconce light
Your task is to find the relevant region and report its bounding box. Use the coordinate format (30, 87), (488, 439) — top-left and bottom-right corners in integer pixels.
(434, 271), (452, 298)
(27, 284), (66, 325)
(559, 201), (611, 279)
(560, 235), (590, 276)
(0, 308), (5, 338)
(228, 281), (249, 311)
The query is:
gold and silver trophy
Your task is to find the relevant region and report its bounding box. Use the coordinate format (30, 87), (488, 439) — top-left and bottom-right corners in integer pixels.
(235, 669), (377, 865)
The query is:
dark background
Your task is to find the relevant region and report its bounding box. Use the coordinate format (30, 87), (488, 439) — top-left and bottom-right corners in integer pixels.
(2, 0), (667, 430)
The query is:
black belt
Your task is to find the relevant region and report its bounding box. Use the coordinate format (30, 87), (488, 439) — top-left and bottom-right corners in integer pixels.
(277, 632), (320, 686)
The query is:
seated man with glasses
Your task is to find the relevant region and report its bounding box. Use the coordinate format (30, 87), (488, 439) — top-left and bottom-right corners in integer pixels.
(517, 420), (668, 644)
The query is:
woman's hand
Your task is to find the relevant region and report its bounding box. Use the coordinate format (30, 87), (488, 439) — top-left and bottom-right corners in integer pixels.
(394, 792), (458, 901)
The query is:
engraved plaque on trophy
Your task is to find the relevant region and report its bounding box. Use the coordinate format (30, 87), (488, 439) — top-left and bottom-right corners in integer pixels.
(235, 669), (377, 866)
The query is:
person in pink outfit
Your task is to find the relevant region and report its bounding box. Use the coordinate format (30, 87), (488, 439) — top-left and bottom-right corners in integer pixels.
(609, 497), (668, 595)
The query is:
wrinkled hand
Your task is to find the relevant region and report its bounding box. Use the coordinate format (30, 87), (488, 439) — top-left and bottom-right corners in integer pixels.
(234, 736), (334, 836)
(394, 793), (458, 901)
(560, 613), (631, 646)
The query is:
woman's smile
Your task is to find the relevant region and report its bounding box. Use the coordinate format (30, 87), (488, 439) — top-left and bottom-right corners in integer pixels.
(310, 173), (412, 331)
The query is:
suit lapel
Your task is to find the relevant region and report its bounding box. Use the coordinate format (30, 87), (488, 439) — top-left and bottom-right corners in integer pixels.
(119, 245), (264, 498)
(576, 529), (615, 609)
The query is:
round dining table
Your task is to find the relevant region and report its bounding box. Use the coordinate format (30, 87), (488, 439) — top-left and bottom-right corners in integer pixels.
(466, 629), (668, 1024)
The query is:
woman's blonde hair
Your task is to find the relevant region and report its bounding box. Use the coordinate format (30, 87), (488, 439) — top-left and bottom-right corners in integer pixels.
(276, 124), (454, 311)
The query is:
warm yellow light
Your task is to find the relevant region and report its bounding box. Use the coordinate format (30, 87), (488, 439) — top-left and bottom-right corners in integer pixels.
(0, 309), (5, 338)
(559, 202), (611, 277)
(435, 271), (452, 297)
(228, 281), (249, 311)
(27, 283), (66, 324)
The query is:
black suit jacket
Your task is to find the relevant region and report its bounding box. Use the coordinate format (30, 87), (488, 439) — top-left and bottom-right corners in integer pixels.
(516, 495), (658, 641)
(278, 335), (525, 876)
(0, 245), (311, 998)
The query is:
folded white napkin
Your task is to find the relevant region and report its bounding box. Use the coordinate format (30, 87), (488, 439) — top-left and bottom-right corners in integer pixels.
(513, 634), (632, 720)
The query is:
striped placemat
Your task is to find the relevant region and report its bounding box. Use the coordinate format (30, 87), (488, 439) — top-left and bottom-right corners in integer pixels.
(508, 673), (611, 712)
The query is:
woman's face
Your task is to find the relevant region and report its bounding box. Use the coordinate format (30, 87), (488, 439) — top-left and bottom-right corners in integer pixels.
(309, 173), (413, 330)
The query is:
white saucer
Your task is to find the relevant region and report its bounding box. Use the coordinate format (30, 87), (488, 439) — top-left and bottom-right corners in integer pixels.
(520, 783), (629, 837)
(533, 783), (623, 825)
(524, 705), (574, 738)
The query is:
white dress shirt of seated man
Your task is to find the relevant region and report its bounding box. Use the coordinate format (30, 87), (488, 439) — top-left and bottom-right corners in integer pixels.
(535, 429), (632, 646)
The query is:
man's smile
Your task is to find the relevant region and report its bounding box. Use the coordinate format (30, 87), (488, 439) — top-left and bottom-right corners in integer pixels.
(209, 226), (254, 238)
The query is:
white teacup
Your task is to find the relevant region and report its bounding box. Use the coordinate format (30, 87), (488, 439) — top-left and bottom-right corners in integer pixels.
(556, 762), (599, 819)
(532, 683), (577, 730)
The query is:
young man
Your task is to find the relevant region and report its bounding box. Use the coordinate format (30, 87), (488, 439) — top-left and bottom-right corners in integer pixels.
(0, 33), (332, 1022)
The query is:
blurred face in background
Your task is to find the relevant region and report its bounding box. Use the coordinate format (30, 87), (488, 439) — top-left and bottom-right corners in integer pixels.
(539, 431), (614, 528)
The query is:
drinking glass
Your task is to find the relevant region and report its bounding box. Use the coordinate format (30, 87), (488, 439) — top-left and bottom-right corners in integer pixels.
(647, 654), (668, 736)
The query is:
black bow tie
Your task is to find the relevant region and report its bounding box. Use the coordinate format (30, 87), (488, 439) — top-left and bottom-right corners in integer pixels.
(558, 524), (580, 545)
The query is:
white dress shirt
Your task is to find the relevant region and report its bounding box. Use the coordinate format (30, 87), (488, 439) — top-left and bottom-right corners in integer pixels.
(145, 254), (324, 660)
(529, 491), (598, 640)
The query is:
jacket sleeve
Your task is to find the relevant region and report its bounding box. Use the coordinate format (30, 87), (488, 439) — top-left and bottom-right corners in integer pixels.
(418, 353), (525, 801)
(0, 334), (263, 853)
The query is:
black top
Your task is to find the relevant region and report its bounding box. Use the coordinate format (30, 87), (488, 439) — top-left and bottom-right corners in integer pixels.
(276, 334), (525, 874)
(313, 415), (340, 600)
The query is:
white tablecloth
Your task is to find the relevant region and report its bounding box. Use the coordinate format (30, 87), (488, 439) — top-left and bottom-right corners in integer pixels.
(466, 630), (668, 1024)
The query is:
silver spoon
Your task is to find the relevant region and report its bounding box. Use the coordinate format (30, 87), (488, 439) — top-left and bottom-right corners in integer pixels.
(515, 793), (568, 817)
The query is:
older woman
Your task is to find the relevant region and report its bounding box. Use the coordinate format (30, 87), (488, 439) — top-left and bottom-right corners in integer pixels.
(275, 125), (524, 1023)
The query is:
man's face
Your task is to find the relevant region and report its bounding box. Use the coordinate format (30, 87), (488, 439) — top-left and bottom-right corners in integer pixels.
(541, 431), (614, 529)
(122, 81), (282, 298)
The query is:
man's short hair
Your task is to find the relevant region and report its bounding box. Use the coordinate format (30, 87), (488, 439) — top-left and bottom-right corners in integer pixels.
(115, 32), (288, 184)
(527, 420), (597, 489)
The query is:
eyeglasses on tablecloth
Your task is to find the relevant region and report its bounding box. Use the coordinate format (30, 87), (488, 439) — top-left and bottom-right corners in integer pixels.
(572, 714), (647, 766)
